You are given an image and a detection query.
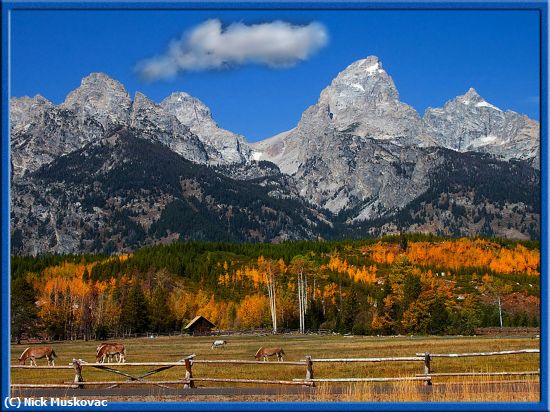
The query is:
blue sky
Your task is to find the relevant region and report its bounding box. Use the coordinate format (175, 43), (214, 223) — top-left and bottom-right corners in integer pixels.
(11, 9), (540, 142)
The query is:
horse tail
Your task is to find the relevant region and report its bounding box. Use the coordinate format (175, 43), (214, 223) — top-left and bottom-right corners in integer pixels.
(51, 349), (57, 358)
(255, 347), (263, 358)
(280, 349), (285, 355)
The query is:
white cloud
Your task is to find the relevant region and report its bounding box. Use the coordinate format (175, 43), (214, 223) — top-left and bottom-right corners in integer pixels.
(136, 19), (328, 81)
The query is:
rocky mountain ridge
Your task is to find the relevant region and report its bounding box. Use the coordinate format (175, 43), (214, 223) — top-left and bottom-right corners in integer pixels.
(253, 56), (538, 169)
(10, 73), (253, 181)
(423, 87), (539, 166)
(10, 57), (541, 254)
(252, 56), (539, 221)
(161, 92), (253, 165)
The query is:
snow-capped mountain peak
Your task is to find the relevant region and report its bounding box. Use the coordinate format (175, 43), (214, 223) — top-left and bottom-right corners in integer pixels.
(424, 88), (538, 164)
(457, 87), (502, 111)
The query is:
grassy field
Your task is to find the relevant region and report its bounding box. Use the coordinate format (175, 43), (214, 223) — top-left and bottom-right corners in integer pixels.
(11, 334), (540, 402)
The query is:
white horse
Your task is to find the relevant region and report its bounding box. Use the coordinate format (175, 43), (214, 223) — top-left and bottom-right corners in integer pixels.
(211, 340), (227, 349)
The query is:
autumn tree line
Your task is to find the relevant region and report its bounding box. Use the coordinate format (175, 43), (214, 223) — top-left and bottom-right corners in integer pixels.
(11, 235), (540, 342)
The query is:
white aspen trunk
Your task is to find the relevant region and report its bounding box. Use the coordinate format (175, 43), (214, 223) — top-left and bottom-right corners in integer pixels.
(298, 272), (304, 334)
(302, 273), (306, 333)
(267, 282), (274, 333)
(304, 274), (308, 312)
(298, 272), (305, 333)
(301, 271), (307, 333)
(298, 277), (302, 333)
(266, 270), (278, 334)
(273, 293), (277, 333)
(273, 270), (278, 333)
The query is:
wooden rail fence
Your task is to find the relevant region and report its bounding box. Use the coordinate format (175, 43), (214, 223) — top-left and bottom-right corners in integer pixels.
(11, 348), (539, 390)
(413, 348), (540, 380)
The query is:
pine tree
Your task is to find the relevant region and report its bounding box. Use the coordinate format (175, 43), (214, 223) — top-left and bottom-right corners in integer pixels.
(339, 288), (358, 334)
(11, 277), (39, 343)
(403, 273), (422, 310)
(149, 287), (175, 332)
(121, 281), (149, 335)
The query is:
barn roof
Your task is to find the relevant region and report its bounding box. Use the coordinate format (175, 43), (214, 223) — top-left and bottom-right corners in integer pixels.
(184, 315), (215, 330)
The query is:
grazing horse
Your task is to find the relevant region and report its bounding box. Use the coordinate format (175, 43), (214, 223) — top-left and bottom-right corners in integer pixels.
(211, 340), (227, 349)
(96, 344), (119, 363)
(96, 343), (126, 363)
(19, 346), (57, 366)
(254, 347), (285, 362)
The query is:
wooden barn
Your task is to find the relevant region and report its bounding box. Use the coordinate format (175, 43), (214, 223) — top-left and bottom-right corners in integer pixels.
(184, 316), (215, 336)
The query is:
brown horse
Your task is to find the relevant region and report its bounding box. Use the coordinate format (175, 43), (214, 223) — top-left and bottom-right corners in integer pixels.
(254, 347), (285, 361)
(96, 343), (126, 363)
(19, 346), (57, 366)
(96, 343), (118, 363)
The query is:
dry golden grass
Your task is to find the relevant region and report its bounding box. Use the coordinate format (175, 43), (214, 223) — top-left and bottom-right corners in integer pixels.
(305, 377), (540, 402)
(11, 334), (540, 402)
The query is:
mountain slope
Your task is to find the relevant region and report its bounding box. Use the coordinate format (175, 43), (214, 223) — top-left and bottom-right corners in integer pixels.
(11, 128), (332, 255)
(339, 148), (540, 240)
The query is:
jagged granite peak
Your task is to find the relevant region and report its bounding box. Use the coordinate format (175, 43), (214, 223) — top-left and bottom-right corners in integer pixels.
(251, 56), (437, 219)
(10, 92), (106, 179)
(255, 56), (429, 176)
(161, 92), (252, 165)
(61, 72), (132, 130)
(456, 87), (501, 110)
(161, 92), (212, 124)
(10, 77), (216, 180)
(129, 91), (209, 164)
(309, 55), (425, 143)
(326, 56), (399, 103)
(10, 95), (53, 130)
(423, 88), (539, 166)
(130, 90), (157, 112)
(461, 87), (483, 100)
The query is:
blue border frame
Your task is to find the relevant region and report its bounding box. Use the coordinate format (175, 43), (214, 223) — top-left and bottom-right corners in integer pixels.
(1, 1), (547, 411)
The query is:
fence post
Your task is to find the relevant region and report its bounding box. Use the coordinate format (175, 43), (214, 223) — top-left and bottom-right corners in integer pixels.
(305, 355), (314, 387)
(423, 352), (432, 386)
(72, 359), (84, 389)
(184, 358), (194, 389)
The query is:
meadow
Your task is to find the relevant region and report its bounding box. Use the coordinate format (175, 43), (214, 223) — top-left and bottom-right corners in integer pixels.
(11, 333), (540, 402)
